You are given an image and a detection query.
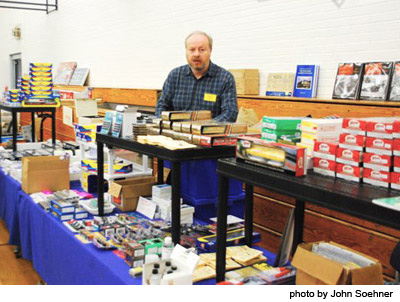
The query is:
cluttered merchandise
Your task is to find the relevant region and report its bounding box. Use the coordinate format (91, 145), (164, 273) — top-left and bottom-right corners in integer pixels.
(1, 71), (399, 285)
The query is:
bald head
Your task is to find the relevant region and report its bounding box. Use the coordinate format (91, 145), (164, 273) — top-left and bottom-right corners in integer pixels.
(185, 31), (213, 50)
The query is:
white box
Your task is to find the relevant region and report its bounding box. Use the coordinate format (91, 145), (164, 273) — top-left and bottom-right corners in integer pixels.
(75, 99), (104, 125)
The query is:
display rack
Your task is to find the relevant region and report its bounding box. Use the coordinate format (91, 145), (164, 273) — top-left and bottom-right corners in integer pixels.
(78, 140), (152, 181)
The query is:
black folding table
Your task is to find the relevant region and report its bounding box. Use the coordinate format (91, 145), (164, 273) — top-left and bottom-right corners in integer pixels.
(0, 103), (56, 151)
(215, 157), (400, 282)
(96, 133), (236, 244)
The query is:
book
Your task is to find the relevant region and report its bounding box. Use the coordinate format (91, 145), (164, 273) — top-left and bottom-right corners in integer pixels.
(372, 196), (400, 211)
(332, 63), (364, 100)
(265, 73), (295, 96)
(293, 65), (319, 98)
(389, 62), (400, 101)
(54, 62), (77, 85)
(68, 68), (89, 86)
(359, 62), (393, 101)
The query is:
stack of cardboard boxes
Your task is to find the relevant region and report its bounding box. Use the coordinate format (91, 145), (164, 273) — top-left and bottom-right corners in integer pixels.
(229, 69), (259, 95)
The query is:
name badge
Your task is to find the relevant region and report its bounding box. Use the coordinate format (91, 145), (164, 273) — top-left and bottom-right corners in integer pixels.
(204, 93), (217, 102)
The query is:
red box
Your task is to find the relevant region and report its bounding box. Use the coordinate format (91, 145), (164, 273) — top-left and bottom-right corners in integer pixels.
(313, 157), (336, 177)
(393, 120), (400, 139)
(335, 147), (363, 167)
(338, 133), (365, 151)
(342, 118), (369, 135)
(336, 163), (363, 182)
(393, 139), (400, 156)
(313, 142), (337, 161)
(391, 172), (400, 190)
(363, 153), (392, 172)
(363, 168), (390, 188)
(365, 137), (393, 155)
(393, 156), (400, 173)
(366, 120), (395, 139)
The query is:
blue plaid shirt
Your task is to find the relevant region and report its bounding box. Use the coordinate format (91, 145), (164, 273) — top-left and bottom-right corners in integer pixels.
(155, 62), (238, 122)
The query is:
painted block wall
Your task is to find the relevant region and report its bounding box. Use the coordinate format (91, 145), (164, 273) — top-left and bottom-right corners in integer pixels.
(1, 0), (399, 99)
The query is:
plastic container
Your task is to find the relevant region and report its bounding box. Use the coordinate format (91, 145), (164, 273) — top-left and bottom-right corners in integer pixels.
(161, 237), (174, 260)
(165, 159), (244, 205)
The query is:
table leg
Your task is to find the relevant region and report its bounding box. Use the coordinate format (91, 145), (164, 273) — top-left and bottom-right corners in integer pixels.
(216, 175), (229, 283)
(157, 158), (164, 184)
(292, 199), (305, 255)
(97, 141), (105, 216)
(244, 183), (254, 247)
(51, 109), (56, 145)
(31, 112), (35, 142)
(0, 108), (2, 143)
(170, 161), (181, 245)
(12, 111), (17, 152)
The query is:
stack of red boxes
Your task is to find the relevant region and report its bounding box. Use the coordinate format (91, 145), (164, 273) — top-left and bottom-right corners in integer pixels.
(313, 141), (338, 177)
(314, 117), (400, 189)
(391, 121), (400, 190)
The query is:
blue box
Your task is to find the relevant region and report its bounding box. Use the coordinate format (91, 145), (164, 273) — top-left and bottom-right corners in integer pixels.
(50, 207), (75, 221)
(166, 159), (244, 205)
(185, 195), (245, 222)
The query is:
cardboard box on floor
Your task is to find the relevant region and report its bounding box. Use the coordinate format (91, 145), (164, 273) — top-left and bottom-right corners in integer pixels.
(22, 156), (70, 194)
(292, 241), (383, 285)
(108, 176), (156, 212)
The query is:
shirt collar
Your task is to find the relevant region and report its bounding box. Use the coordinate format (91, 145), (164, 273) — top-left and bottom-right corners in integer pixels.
(185, 61), (215, 78)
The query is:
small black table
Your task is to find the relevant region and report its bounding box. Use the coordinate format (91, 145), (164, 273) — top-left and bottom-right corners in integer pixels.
(215, 157), (400, 282)
(96, 133), (236, 244)
(0, 104), (56, 151)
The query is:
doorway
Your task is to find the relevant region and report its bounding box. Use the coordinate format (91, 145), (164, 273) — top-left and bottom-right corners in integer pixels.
(10, 53), (22, 89)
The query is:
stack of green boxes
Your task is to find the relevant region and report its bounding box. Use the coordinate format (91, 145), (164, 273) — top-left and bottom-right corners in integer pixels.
(261, 116), (303, 145)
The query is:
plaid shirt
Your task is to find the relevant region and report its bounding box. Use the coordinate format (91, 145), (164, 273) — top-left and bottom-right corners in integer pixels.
(155, 62), (238, 122)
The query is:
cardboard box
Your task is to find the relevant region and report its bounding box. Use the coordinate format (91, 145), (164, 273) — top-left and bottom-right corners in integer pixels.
(313, 157), (336, 177)
(365, 137), (393, 156)
(108, 176), (156, 212)
(301, 118), (342, 134)
(363, 168), (390, 188)
(313, 142), (337, 161)
(292, 241), (383, 285)
(22, 156), (70, 194)
(366, 118), (397, 139)
(342, 118), (370, 135)
(393, 139), (400, 156)
(75, 99), (104, 125)
(391, 172), (400, 190)
(394, 156), (400, 173)
(236, 136), (306, 177)
(336, 163), (363, 182)
(229, 69), (259, 79)
(235, 78), (259, 95)
(363, 152), (392, 172)
(338, 133), (365, 151)
(336, 147), (363, 167)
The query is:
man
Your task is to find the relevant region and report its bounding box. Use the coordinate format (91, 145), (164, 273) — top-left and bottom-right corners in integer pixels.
(155, 31), (238, 122)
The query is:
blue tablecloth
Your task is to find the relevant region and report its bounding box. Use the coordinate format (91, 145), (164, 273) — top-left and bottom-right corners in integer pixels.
(0, 168), (22, 246)
(1, 169), (274, 285)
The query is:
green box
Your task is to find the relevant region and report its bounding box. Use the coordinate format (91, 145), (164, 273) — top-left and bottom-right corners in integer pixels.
(262, 116), (303, 131)
(139, 238), (163, 255)
(261, 128), (300, 141)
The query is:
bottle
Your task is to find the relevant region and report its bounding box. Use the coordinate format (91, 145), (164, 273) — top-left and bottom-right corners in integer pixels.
(161, 237), (174, 260)
(149, 269), (161, 285)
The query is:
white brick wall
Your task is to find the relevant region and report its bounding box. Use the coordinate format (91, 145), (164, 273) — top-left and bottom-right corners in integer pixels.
(1, 0), (400, 99)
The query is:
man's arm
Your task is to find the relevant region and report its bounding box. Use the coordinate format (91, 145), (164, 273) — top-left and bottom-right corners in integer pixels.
(214, 73), (238, 122)
(155, 72), (175, 117)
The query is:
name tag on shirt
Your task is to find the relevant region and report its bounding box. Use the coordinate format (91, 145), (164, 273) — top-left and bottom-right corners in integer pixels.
(204, 93), (217, 102)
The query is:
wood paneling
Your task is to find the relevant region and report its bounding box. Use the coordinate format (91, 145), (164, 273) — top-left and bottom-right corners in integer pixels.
(303, 210), (397, 277)
(92, 88), (159, 106)
(253, 224), (282, 254)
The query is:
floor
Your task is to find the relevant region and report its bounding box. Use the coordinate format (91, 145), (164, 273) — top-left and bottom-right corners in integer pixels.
(0, 219), (42, 285)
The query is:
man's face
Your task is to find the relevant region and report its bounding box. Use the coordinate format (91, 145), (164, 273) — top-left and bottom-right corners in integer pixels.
(186, 34), (211, 74)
